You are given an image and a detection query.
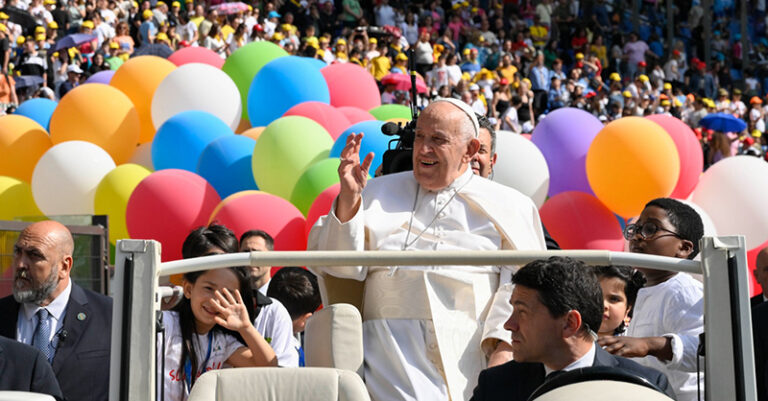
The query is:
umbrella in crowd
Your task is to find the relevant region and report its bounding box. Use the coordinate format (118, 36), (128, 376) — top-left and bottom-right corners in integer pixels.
(210, 2), (248, 15)
(699, 112), (748, 133)
(132, 43), (173, 58)
(381, 72), (427, 93)
(53, 33), (97, 52)
(0, 6), (35, 34)
(14, 75), (44, 89)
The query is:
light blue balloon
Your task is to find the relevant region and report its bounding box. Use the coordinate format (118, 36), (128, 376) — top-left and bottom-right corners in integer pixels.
(14, 98), (57, 131)
(247, 56), (330, 127)
(152, 111), (234, 172)
(302, 57), (327, 70)
(329, 120), (388, 172)
(197, 135), (258, 198)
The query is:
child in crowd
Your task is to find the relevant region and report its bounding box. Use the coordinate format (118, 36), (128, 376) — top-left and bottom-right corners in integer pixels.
(158, 224), (277, 401)
(592, 265), (646, 337)
(267, 267), (322, 367)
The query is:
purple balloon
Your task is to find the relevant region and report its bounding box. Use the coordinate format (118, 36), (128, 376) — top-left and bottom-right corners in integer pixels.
(85, 70), (115, 84)
(531, 108), (603, 197)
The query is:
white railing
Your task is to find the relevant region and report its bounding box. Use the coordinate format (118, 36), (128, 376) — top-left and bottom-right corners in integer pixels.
(108, 236), (756, 401)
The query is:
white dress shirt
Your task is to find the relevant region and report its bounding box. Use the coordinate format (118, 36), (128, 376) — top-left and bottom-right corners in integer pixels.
(17, 278), (72, 354)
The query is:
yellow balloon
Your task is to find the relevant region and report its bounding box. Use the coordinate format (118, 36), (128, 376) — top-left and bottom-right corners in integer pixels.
(94, 163), (151, 244)
(240, 126), (265, 141)
(50, 84), (140, 164)
(0, 115), (52, 182)
(110, 56), (177, 144)
(586, 117), (680, 219)
(0, 176), (44, 219)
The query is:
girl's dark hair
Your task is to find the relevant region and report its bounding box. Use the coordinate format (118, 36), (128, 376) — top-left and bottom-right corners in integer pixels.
(174, 223), (255, 386)
(592, 265), (647, 335)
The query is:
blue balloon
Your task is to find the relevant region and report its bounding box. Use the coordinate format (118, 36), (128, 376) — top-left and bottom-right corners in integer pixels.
(247, 56), (330, 127)
(302, 57), (327, 70)
(329, 120), (388, 172)
(152, 111), (234, 172)
(14, 98), (57, 131)
(197, 135), (258, 198)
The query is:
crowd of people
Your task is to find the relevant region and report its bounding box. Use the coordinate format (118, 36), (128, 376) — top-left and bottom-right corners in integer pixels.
(1, 0), (768, 161)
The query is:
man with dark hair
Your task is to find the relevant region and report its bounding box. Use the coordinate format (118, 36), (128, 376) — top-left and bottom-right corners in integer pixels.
(751, 247), (768, 307)
(239, 230), (275, 295)
(471, 256), (674, 401)
(238, 229), (297, 368)
(0, 336), (62, 399)
(599, 198), (704, 401)
(267, 267), (322, 367)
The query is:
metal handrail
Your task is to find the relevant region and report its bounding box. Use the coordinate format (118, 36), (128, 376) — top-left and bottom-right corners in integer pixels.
(158, 250), (702, 276)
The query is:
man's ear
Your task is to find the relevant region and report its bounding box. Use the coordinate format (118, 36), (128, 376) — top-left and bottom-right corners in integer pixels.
(562, 310), (583, 339)
(59, 254), (73, 280)
(464, 137), (481, 162)
(677, 239), (694, 259)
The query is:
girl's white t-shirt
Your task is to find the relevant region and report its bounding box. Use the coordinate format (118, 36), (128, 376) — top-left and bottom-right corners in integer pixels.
(158, 311), (243, 401)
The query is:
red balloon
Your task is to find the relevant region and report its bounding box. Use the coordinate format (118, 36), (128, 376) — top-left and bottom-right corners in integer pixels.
(645, 115), (703, 200)
(126, 169), (221, 261)
(540, 191), (624, 251)
(748, 240), (768, 297)
(210, 191), (307, 251)
(336, 106), (376, 124)
(321, 63), (381, 110)
(283, 102), (351, 140)
(305, 183), (340, 236)
(167, 47), (225, 69)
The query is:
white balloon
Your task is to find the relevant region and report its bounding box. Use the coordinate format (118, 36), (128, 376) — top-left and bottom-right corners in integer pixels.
(151, 63), (242, 131)
(32, 141), (116, 215)
(128, 142), (154, 171)
(492, 130), (550, 208)
(692, 156), (768, 249)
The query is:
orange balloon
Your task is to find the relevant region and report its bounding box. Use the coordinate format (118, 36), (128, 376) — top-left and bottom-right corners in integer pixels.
(240, 126), (265, 140)
(0, 115), (52, 182)
(110, 56), (177, 144)
(50, 84), (139, 164)
(586, 116), (680, 219)
(235, 117), (252, 134)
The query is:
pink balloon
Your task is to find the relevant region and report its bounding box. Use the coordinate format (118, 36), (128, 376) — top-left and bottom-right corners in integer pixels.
(336, 106), (376, 124)
(284, 102), (351, 140)
(210, 191), (307, 251)
(645, 114), (703, 199)
(305, 183), (340, 236)
(126, 169), (221, 261)
(521, 133), (532, 140)
(168, 47), (225, 69)
(321, 63), (381, 110)
(539, 191), (624, 251)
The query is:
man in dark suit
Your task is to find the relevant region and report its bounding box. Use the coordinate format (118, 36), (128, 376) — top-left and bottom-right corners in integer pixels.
(753, 301), (768, 401)
(0, 335), (63, 399)
(0, 220), (112, 401)
(471, 257), (676, 401)
(752, 247), (768, 308)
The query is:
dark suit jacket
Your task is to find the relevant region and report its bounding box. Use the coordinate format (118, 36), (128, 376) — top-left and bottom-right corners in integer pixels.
(0, 335), (63, 399)
(471, 346), (677, 401)
(0, 283), (113, 401)
(753, 302), (768, 401)
(753, 295), (765, 308)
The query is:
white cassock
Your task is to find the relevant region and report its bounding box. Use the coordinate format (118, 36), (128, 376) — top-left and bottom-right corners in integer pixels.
(308, 168), (546, 401)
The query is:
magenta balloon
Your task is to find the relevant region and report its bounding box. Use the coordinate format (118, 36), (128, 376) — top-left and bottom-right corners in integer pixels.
(321, 63), (381, 110)
(531, 108), (603, 197)
(86, 70), (115, 84)
(283, 101), (351, 140)
(167, 47), (225, 68)
(336, 106), (376, 124)
(645, 114), (703, 199)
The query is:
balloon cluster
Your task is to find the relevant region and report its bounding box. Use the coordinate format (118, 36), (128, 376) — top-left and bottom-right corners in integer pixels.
(0, 43), (418, 262)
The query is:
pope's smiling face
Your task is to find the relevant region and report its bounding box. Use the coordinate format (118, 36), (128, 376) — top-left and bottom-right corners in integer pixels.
(412, 102), (479, 191)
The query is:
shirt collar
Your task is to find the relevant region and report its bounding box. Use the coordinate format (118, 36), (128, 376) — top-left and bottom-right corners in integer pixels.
(22, 278), (72, 322)
(543, 342), (596, 376)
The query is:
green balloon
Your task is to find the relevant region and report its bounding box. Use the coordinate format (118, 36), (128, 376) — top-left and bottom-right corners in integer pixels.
(369, 104), (413, 121)
(290, 158), (341, 216)
(252, 116), (332, 200)
(222, 42), (288, 120)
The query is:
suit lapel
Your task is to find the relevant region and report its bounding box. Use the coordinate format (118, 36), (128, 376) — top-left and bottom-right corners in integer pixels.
(52, 284), (89, 374)
(0, 297), (20, 339)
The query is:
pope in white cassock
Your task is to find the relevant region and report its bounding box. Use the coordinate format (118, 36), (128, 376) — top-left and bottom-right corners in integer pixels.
(308, 99), (547, 401)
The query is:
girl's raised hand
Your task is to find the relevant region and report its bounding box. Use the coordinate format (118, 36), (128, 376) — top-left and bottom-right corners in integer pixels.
(211, 288), (251, 332)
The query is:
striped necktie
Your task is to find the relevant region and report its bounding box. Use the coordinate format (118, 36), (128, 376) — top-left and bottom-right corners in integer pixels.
(33, 308), (53, 363)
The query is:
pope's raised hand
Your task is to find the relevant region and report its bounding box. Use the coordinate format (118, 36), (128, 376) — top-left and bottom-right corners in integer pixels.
(336, 133), (374, 222)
